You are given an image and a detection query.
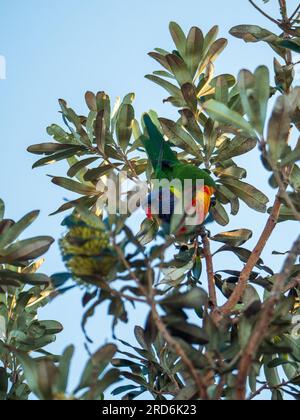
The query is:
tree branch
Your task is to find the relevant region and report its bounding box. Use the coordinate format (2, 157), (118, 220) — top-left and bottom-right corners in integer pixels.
(236, 235), (300, 400)
(201, 231), (217, 309)
(213, 194), (282, 322)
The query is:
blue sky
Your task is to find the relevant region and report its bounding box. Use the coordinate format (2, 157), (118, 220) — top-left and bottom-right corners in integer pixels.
(0, 0), (299, 398)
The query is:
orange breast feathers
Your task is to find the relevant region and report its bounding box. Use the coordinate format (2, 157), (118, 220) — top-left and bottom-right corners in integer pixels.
(191, 185), (215, 225)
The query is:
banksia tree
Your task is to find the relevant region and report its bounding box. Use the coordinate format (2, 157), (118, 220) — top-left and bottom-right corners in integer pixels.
(1, 0), (300, 400)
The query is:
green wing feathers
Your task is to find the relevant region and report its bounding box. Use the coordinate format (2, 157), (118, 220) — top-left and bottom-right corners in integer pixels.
(142, 113), (216, 189)
(142, 113), (178, 171)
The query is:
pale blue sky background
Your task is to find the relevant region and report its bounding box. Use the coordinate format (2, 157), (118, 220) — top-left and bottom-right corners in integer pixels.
(0, 0), (299, 398)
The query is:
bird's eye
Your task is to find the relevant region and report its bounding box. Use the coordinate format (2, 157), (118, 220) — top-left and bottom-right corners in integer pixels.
(210, 197), (217, 208)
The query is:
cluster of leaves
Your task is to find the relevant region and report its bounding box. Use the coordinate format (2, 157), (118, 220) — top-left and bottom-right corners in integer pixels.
(0, 200), (60, 400)
(7, 0), (300, 400)
(16, 343), (119, 400)
(0, 201), (120, 400)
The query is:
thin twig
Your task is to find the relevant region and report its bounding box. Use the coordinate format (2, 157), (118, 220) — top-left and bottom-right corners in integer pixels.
(201, 231), (217, 308)
(248, 0), (281, 25)
(114, 240), (208, 399)
(248, 379), (294, 400)
(290, 3), (300, 21)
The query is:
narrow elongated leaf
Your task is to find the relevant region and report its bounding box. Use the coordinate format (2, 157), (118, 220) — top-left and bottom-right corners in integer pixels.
(216, 136), (257, 161)
(27, 143), (78, 155)
(0, 210), (39, 249)
(267, 95), (291, 162)
(95, 110), (106, 153)
(1, 236), (54, 262)
(210, 200), (230, 226)
(279, 40), (300, 54)
(166, 54), (192, 86)
(211, 229), (253, 247)
(197, 38), (228, 76)
(169, 22), (186, 58)
(0, 270), (50, 286)
(0, 200), (4, 222)
(32, 148), (84, 169)
(116, 104), (134, 152)
(51, 177), (96, 195)
(145, 74), (183, 100)
(186, 26), (204, 77)
(75, 344), (117, 392)
(203, 99), (256, 136)
(159, 118), (201, 157)
(67, 157), (99, 178)
(85, 91), (97, 111)
(221, 178), (269, 213)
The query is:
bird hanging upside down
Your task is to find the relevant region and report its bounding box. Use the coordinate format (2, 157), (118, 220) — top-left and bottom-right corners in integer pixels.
(142, 114), (216, 236)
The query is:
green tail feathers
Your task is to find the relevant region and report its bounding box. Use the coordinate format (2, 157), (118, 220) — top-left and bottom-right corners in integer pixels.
(142, 113), (178, 171)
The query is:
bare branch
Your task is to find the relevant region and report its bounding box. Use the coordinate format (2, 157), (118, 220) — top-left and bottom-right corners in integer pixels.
(214, 194), (283, 322)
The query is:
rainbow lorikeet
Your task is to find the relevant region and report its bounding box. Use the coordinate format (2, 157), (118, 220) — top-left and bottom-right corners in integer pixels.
(142, 114), (216, 235)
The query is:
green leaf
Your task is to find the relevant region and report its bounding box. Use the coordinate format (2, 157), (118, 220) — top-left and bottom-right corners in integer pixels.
(39, 321), (63, 335)
(168, 322), (209, 345)
(166, 54), (192, 86)
(0, 270), (50, 286)
(169, 22), (186, 58)
(137, 218), (159, 246)
(211, 229), (253, 247)
(159, 118), (201, 157)
(197, 38), (228, 76)
(221, 178), (269, 213)
(281, 146), (300, 166)
(32, 147), (84, 169)
(95, 110), (106, 153)
(84, 164), (118, 182)
(75, 344), (117, 392)
(145, 75), (184, 101)
(67, 157), (99, 178)
(85, 91), (97, 112)
(0, 210), (39, 249)
(203, 99), (256, 136)
(51, 177), (96, 196)
(278, 39), (300, 54)
(0, 200), (4, 222)
(1, 236), (54, 262)
(116, 104), (135, 152)
(238, 66), (269, 135)
(16, 352), (41, 399)
(230, 25), (279, 44)
(203, 26), (219, 55)
(28, 143), (79, 155)
(55, 345), (75, 394)
(215, 75), (229, 104)
(210, 200), (230, 226)
(216, 136), (257, 161)
(267, 95), (291, 162)
(160, 288), (208, 309)
(290, 164), (300, 191)
(185, 26), (204, 77)
(264, 356), (281, 388)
